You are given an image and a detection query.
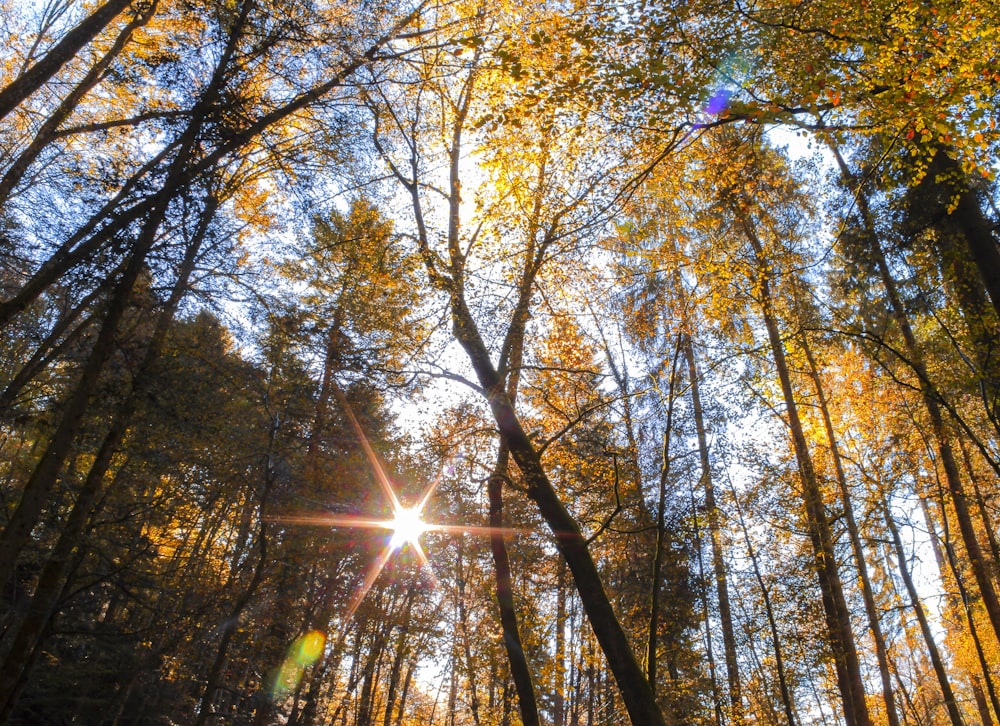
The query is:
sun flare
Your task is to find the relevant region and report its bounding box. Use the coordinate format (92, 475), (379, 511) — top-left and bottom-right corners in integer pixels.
(389, 507), (427, 550)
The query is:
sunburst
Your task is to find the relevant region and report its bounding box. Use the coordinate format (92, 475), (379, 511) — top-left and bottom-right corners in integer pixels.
(268, 383), (522, 629)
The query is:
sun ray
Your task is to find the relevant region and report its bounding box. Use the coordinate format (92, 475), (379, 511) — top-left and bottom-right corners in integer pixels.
(282, 392), (532, 636)
(331, 381), (402, 512)
(342, 541), (396, 625)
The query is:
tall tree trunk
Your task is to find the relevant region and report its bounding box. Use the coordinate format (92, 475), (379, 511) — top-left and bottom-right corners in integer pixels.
(455, 541), (482, 726)
(684, 335), (742, 722)
(447, 288), (670, 726)
(555, 559), (567, 726)
(798, 331), (900, 726)
(648, 333), (682, 693)
(487, 254), (540, 726)
(0, 0), (134, 121)
(381, 587), (416, 726)
(881, 501), (963, 726)
(0, 198), (216, 714)
(738, 213), (872, 726)
(833, 144), (1000, 647)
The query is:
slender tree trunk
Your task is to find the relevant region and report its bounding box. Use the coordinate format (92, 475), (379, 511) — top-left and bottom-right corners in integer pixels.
(881, 501), (963, 726)
(486, 269), (540, 726)
(730, 475), (797, 726)
(455, 541), (481, 726)
(648, 333), (682, 693)
(798, 331), (900, 726)
(393, 652), (417, 726)
(381, 587), (416, 726)
(555, 559), (567, 726)
(957, 438), (1000, 569)
(833, 144), (1000, 647)
(0, 200), (216, 714)
(0, 0), (134, 121)
(738, 214), (871, 726)
(684, 335), (742, 722)
(0, 0), (157, 206)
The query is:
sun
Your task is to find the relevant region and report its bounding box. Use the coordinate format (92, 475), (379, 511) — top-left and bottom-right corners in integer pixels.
(389, 507), (427, 550)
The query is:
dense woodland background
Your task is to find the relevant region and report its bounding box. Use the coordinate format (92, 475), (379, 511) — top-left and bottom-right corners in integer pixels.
(0, 0), (999, 724)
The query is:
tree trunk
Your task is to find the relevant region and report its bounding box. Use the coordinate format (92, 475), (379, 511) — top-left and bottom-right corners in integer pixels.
(0, 0), (134, 121)
(455, 541), (482, 726)
(684, 335), (742, 722)
(834, 144), (1000, 647)
(381, 587), (416, 726)
(739, 214), (872, 726)
(554, 559), (567, 726)
(881, 501), (963, 726)
(798, 331), (900, 726)
(648, 333), (682, 693)
(448, 288), (671, 726)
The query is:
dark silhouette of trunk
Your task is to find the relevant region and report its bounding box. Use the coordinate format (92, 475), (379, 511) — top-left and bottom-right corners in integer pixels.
(684, 335), (741, 722)
(447, 287), (670, 726)
(729, 475), (796, 726)
(798, 331), (900, 726)
(0, 0), (158, 206)
(0, 197), (216, 714)
(554, 559), (567, 726)
(381, 587), (416, 726)
(398, 56), (668, 725)
(738, 211), (872, 726)
(486, 442), (540, 726)
(455, 541), (481, 726)
(0, 0), (134, 121)
(393, 652), (417, 726)
(486, 210), (540, 726)
(832, 144), (1000, 647)
(648, 333), (682, 693)
(881, 501), (963, 726)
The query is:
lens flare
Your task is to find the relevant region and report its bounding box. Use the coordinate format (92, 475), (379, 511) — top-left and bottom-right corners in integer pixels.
(271, 630), (326, 699)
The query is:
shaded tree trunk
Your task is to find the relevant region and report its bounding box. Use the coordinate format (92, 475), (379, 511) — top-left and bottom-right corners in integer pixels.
(684, 335), (741, 722)
(0, 0), (134, 121)
(798, 331), (900, 726)
(833, 144), (1000, 647)
(881, 501), (963, 726)
(738, 212), (872, 726)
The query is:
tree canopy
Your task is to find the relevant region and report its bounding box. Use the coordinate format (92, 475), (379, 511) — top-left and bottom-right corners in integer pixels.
(1, 0), (999, 724)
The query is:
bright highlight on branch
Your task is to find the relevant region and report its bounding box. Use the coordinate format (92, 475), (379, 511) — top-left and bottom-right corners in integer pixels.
(389, 507), (427, 550)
